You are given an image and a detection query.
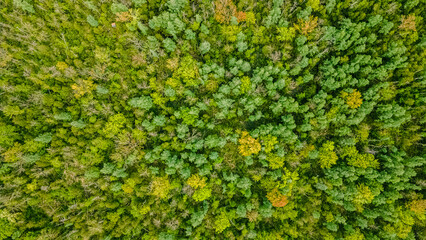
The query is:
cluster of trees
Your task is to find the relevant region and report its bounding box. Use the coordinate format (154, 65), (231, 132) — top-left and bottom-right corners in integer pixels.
(0, 0), (424, 239)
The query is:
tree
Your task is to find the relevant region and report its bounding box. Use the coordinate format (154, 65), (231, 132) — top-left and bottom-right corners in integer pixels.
(0, 0), (424, 238)
(214, 211), (231, 233)
(318, 141), (338, 168)
(87, 15), (99, 27)
(150, 176), (172, 199)
(341, 89), (363, 109)
(267, 188), (289, 207)
(128, 96), (153, 110)
(200, 41), (211, 54)
(13, 0), (35, 13)
(376, 104), (411, 128)
(238, 131), (261, 156)
(163, 38), (177, 52)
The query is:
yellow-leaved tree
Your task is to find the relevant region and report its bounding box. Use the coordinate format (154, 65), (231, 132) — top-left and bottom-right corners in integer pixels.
(238, 131), (261, 156)
(318, 141), (338, 168)
(341, 89), (363, 109)
(150, 176), (172, 199)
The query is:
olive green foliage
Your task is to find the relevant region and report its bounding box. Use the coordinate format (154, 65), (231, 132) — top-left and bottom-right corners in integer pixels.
(87, 15), (99, 27)
(0, 0), (424, 239)
(319, 141), (338, 168)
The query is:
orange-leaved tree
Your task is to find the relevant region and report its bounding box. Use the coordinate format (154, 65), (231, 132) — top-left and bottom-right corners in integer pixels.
(214, 0), (246, 24)
(267, 188), (289, 207)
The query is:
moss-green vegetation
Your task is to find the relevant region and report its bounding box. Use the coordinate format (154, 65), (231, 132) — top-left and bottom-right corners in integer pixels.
(0, 0), (425, 239)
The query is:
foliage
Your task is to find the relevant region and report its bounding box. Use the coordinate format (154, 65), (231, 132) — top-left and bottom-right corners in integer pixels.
(200, 41), (211, 54)
(150, 176), (172, 199)
(353, 183), (375, 205)
(408, 200), (426, 217)
(340, 146), (379, 169)
(192, 188), (212, 202)
(266, 188), (289, 207)
(261, 135), (278, 153)
(214, 212), (231, 233)
(266, 153), (285, 169)
(342, 89), (363, 109)
(0, 0), (424, 239)
(111, 3), (128, 14)
(399, 15), (417, 31)
(71, 79), (95, 98)
(13, 0), (34, 13)
(294, 16), (318, 35)
(238, 131), (261, 157)
(318, 141), (338, 168)
(87, 15), (99, 27)
(214, 0), (245, 24)
(175, 56), (200, 86)
(187, 174), (207, 189)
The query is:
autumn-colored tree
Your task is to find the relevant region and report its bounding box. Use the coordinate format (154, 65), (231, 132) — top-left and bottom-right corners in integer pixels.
(342, 90), (363, 109)
(116, 11), (132, 22)
(236, 11), (246, 22)
(399, 15), (416, 31)
(267, 188), (289, 207)
(150, 176), (172, 199)
(0, 0), (424, 239)
(238, 131), (261, 156)
(187, 174), (207, 189)
(294, 16), (318, 35)
(166, 57), (180, 70)
(56, 61), (68, 71)
(71, 79), (95, 98)
(214, 0), (246, 24)
(408, 199), (426, 217)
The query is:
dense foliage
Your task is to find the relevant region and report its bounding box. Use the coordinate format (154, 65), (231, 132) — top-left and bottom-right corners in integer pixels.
(0, 0), (425, 239)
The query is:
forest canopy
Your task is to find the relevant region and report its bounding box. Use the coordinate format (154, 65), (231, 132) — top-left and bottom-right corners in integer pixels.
(0, 0), (425, 239)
